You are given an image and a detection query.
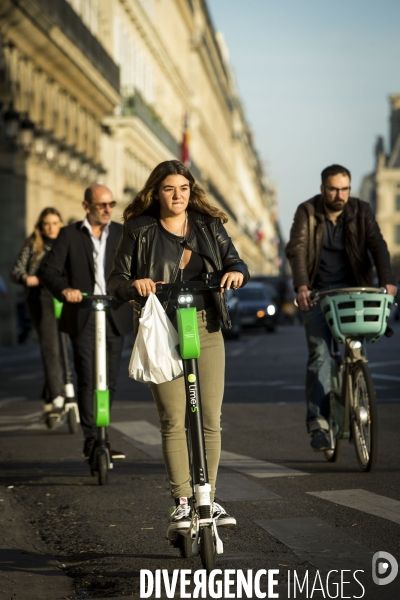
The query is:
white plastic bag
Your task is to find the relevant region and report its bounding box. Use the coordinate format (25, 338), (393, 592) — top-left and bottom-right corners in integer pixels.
(129, 293), (183, 384)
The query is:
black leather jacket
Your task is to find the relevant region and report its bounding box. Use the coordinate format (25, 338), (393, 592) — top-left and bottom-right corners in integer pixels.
(108, 211), (250, 331)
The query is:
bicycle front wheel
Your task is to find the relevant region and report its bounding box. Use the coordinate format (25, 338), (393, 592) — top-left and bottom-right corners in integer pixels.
(351, 361), (378, 472)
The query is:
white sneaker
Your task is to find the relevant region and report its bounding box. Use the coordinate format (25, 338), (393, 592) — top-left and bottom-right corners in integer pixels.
(167, 498), (192, 534)
(212, 502), (236, 527)
(51, 396), (65, 413)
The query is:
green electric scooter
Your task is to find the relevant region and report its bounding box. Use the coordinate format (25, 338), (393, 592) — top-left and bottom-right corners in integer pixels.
(151, 274), (225, 573)
(46, 298), (79, 433)
(83, 294), (113, 485)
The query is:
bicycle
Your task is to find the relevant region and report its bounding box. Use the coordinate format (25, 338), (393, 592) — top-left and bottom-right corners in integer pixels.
(311, 287), (394, 472)
(148, 274), (225, 573)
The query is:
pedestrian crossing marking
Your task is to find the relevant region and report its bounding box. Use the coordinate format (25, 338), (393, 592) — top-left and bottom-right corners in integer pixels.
(110, 421), (308, 479)
(256, 517), (373, 571)
(216, 471), (281, 501)
(225, 380), (286, 387)
(219, 450), (308, 478)
(112, 420), (160, 445)
(307, 489), (400, 525)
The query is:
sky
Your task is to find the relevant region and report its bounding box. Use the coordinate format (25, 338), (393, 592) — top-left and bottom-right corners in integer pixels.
(207, 0), (400, 241)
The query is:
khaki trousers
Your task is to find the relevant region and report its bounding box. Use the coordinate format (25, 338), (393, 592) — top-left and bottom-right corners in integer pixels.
(150, 307), (225, 500)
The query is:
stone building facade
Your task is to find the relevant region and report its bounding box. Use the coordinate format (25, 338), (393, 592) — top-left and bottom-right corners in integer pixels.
(360, 94), (400, 280)
(0, 0), (279, 343)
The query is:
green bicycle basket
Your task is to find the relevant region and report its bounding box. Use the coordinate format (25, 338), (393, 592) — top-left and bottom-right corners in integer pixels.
(320, 292), (393, 344)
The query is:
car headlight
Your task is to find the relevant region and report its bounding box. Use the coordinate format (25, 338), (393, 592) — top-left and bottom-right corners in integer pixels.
(267, 304), (276, 316)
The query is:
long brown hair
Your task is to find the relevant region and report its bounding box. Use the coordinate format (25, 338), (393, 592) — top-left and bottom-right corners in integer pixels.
(123, 160), (228, 223)
(29, 207), (63, 265)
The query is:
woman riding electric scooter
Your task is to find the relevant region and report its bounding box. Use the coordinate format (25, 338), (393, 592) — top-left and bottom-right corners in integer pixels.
(108, 159), (249, 532)
(11, 208), (65, 420)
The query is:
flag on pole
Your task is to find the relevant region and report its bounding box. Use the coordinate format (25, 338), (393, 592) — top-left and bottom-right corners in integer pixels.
(181, 112), (190, 166)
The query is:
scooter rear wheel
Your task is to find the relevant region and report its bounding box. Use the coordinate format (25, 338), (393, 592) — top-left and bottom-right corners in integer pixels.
(199, 526), (215, 573)
(67, 407), (78, 434)
(176, 534), (193, 558)
(98, 452), (108, 485)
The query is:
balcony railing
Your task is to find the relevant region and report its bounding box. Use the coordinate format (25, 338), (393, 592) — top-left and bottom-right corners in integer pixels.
(16, 0), (119, 91)
(121, 90), (180, 157)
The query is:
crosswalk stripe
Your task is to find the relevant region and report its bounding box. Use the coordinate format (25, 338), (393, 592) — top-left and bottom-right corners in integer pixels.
(0, 411), (42, 423)
(0, 396), (27, 407)
(225, 380), (286, 387)
(216, 471), (281, 501)
(111, 420), (163, 459)
(111, 420), (308, 478)
(219, 450), (308, 478)
(307, 489), (400, 525)
(371, 373), (400, 382)
(112, 420), (160, 445)
(255, 517), (373, 571)
(0, 411), (43, 432)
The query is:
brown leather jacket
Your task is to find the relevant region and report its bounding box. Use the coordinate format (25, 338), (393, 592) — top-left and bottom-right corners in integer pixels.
(285, 195), (393, 291)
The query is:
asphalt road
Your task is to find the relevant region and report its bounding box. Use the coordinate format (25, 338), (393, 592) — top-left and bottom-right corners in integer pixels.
(1, 321), (400, 599)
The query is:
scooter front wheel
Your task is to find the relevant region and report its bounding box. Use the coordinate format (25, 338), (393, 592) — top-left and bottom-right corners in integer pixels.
(199, 526), (215, 573)
(98, 451), (108, 486)
(46, 415), (58, 430)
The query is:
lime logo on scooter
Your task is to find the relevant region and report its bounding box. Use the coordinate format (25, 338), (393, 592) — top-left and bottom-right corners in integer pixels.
(188, 374), (198, 412)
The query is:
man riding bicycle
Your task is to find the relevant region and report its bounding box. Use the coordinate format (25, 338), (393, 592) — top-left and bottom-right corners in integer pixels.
(286, 164), (397, 451)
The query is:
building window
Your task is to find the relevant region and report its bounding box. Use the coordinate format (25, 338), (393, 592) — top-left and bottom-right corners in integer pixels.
(396, 224), (400, 245)
(396, 195), (400, 211)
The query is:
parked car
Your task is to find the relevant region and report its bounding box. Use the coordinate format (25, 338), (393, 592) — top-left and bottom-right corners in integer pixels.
(234, 282), (277, 332)
(222, 289), (242, 339)
(251, 275), (286, 316)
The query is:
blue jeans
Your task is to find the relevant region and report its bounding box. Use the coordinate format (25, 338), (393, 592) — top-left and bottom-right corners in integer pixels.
(302, 302), (332, 433)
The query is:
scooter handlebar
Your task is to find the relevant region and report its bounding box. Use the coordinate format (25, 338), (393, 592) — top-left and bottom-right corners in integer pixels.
(82, 293), (114, 300)
(154, 279), (221, 294)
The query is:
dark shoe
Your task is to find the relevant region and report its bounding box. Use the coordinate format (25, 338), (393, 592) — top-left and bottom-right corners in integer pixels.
(82, 437), (95, 461)
(110, 447), (126, 460)
(212, 502), (236, 527)
(310, 429), (330, 451)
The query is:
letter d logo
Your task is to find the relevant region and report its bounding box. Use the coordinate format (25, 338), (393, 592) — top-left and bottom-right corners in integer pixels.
(372, 551), (398, 585)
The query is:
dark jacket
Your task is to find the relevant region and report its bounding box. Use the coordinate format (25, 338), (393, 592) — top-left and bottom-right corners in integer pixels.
(285, 195), (393, 291)
(107, 211), (250, 331)
(39, 221), (133, 337)
(11, 237), (53, 304)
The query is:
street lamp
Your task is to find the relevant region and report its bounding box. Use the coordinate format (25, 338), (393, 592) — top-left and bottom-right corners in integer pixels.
(69, 152), (81, 175)
(88, 163), (98, 182)
(58, 145), (69, 169)
(45, 137), (58, 162)
(34, 130), (49, 156)
(79, 160), (90, 180)
(3, 104), (20, 141)
(19, 116), (35, 150)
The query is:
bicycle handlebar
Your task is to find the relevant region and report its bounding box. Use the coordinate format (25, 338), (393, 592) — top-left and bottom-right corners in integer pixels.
(310, 286), (388, 302)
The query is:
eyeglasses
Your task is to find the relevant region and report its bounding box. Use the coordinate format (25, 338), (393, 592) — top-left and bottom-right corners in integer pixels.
(91, 201), (117, 209)
(325, 186), (351, 194)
